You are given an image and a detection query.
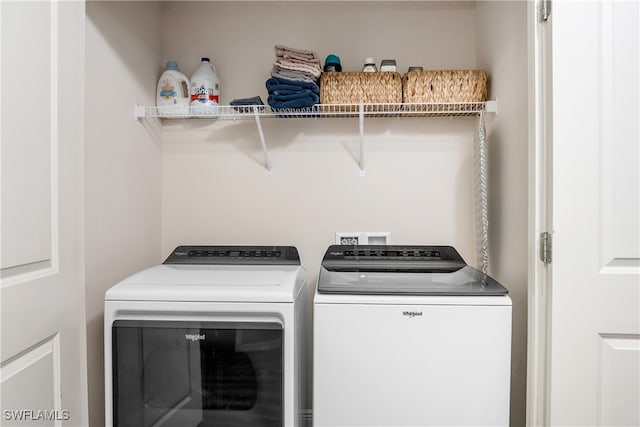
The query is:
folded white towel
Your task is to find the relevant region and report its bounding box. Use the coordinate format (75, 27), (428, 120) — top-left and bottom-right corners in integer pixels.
(279, 54), (321, 68)
(271, 67), (318, 83)
(275, 45), (319, 63)
(273, 59), (322, 78)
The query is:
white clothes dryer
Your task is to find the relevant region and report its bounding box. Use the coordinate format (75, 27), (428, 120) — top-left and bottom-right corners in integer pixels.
(104, 246), (308, 427)
(313, 245), (512, 427)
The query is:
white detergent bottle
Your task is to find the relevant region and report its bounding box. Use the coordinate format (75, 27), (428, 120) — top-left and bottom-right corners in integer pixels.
(156, 61), (190, 117)
(190, 57), (220, 116)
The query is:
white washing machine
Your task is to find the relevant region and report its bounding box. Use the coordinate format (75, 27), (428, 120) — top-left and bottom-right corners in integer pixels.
(313, 245), (512, 427)
(104, 245), (308, 427)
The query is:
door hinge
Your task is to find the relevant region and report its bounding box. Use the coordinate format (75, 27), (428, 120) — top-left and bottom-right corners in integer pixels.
(540, 232), (552, 264)
(538, 0), (551, 23)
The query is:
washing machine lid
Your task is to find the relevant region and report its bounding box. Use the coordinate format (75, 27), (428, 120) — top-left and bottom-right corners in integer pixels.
(105, 246), (306, 303)
(318, 245), (508, 296)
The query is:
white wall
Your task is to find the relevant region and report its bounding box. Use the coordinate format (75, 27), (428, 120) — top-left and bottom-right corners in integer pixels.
(476, 2), (529, 426)
(85, 2), (163, 426)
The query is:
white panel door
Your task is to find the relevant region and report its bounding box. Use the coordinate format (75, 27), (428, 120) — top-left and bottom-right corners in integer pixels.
(0, 1), (87, 426)
(551, 1), (640, 425)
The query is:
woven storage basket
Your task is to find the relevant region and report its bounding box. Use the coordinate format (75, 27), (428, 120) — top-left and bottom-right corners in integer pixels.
(320, 72), (402, 107)
(402, 70), (487, 103)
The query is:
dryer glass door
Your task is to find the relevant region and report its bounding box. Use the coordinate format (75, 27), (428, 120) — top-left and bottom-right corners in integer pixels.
(112, 320), (283, 427)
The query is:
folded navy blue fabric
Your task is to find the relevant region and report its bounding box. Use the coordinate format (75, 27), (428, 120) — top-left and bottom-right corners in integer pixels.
(265, 77), (319, 94)
(229, 96), (264, 113)
(269, 89), (307, 96)
(269, 91), (318, 102)
(268, 91), (319, 109)
(230, 96), (264, 106)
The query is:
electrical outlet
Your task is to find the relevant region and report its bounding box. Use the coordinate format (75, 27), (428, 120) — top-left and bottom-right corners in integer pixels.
(336, 232), (390, 245)
(338, 235), (360, 245)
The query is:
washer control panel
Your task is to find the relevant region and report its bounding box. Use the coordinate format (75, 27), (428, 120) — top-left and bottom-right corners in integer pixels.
(318, 245), (509, 295)
(321, 245), (466, 272)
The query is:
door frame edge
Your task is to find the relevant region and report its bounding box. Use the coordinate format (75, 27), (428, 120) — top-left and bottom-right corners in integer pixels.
(526, 1), (553, 426)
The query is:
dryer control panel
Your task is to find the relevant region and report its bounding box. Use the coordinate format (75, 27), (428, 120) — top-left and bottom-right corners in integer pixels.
(164, 245), (300, 265)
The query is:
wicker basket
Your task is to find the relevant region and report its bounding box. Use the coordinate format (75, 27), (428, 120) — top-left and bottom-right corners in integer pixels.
(320, 72), (402, 105)
(402, 70), (487, 103)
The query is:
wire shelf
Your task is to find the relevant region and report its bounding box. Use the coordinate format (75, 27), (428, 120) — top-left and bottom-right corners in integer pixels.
(137, 101), (495, 120)
(134, 100), (497, 176)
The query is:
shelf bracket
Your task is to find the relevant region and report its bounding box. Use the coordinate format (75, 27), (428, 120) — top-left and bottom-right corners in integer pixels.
(359, 104), (365, 176)
(485, 99), (498, 115)
(253, 106), (272, 176)
(135, 104), (146, 120)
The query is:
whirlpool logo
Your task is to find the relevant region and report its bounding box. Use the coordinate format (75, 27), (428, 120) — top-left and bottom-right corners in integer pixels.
(185, 333), (205, 341)
(402, 311), (423, 318)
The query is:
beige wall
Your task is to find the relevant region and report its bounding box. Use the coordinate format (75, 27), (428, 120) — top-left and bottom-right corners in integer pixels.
(85, 2), (163, 426)
(85, 1), (528, 426)
(161, 6), (481, 412)
(160, 0), (480, 274)
(476, 2), (529, 426)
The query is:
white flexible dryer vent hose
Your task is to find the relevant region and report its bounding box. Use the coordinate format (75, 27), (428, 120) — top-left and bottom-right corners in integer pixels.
(473, 112), (489, 273)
